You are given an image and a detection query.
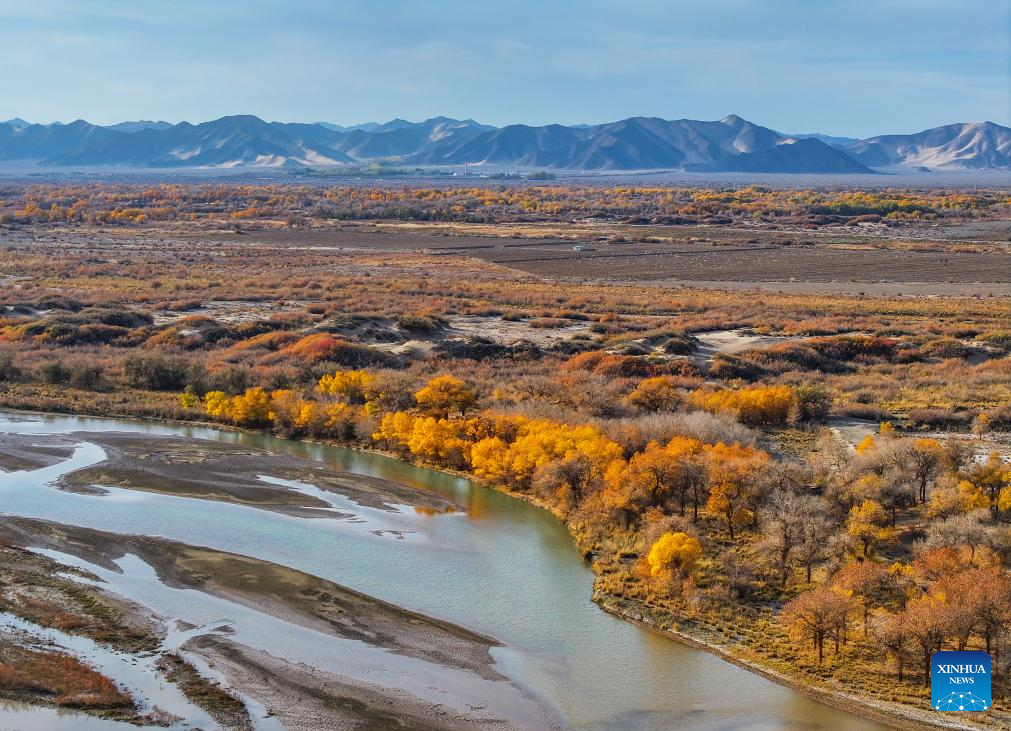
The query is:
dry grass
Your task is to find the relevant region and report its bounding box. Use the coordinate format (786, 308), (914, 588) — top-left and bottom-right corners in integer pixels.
(0, 645), (130, 708)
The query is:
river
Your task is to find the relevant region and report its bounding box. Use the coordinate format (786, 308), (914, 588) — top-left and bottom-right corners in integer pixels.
(0, 412), (887, 730)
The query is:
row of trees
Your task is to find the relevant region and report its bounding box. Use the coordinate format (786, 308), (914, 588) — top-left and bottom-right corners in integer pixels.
(786, 564), (1011, 685)
(3, 183), (1004, 227)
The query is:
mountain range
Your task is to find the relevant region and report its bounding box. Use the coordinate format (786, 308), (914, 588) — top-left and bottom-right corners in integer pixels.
(1, 114), (1007, 173)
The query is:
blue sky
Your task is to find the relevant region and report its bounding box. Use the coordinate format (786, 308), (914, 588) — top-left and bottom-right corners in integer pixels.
(1, 0), (1007, 136)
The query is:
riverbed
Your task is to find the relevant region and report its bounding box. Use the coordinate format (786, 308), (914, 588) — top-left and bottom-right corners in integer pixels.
(0, 411), (887, 730)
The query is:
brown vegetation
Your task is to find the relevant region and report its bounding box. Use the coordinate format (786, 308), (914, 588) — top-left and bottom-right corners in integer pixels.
(1, 181), (1010, 726)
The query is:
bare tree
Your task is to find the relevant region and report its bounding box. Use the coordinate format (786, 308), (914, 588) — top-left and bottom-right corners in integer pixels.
(877, 468), (916, 527)
(757, 491), (829, 590)
(921, 510), (991, 560)
(796, 507), (838, 583)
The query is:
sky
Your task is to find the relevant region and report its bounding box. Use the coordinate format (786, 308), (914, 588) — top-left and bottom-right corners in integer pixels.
(1, 0), (1007, 137)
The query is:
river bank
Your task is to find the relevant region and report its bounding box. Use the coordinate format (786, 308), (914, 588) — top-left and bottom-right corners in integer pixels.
(0, 407), (993, 729)
(595, 597), (985, 731)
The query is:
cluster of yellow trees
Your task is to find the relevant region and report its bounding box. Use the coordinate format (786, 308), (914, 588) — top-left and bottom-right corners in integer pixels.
(196, 368), (390, 437)
(4, 182), (1004, 226)
(688, 385), (796, 425)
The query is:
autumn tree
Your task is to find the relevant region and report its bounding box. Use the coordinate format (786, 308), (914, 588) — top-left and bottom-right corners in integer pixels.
(470, 417), (622, 493)
(968, 567), (1011, 656)
(203, 387), (271, 426)
(704, 443), (769, 541)
(531, 454), (595, 513)
(901, 596), (952, 686)
(647, 531), (702, 595)
(878, 611), (914, 682)
(414, 375), (477, 418)
(318, 369), (380, 405)
(602, 436), (705, 525)
(942, 438), (975, 472)
(689, 385), (796, 425)
(932, 570), (986, 651)
(926, 474), (989, 519)
(921, 511), (991, 560)
(783, 586), (854, 664)
(846, 500), (893, 558)
(832, 560), (893, 637)
(966, 452), (1010, 519)
(971, 412), (992, 441)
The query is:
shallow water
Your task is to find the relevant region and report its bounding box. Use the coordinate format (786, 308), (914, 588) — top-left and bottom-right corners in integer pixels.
(0, 610), (215, 729)
(0, 702), (143, 731)
(0, 412), (888, 730)
(37, 549), (547, 728)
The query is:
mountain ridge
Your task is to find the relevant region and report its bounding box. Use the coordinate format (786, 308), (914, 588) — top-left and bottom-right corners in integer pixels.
(0, 115), (1006, 172)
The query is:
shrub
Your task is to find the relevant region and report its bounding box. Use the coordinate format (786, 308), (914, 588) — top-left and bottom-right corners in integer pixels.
(278, 333), (395, 367)
(907, 408), (971, 429)
(39, 361), (70, 384)
(123, 354), (191, 391)
(396, 313), (446, 332)
(0, 350), (20, 381)
(920, 337), (972, 360)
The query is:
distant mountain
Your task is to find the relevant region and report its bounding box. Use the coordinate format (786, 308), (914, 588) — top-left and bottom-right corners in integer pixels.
(0, 119), (125, 162)
(104, 120), (173, 133)
(410, 115), (871, 173)
(842, 122), (1010, 170)
(0, 116), (356, 167)
(332, 117), (496, 159)
(316, 121), (380, 133)
(0, 114), (1005, 172)
(787, 132), (859, 147)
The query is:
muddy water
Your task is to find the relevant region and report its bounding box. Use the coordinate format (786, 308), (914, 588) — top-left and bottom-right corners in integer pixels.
(0, 412), (888, 730)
